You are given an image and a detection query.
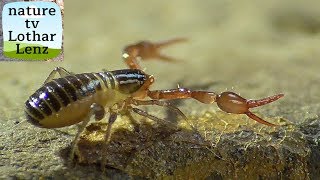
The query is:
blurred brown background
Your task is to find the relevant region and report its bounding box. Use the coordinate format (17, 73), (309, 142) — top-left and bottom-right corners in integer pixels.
(1, 0), (320, 178)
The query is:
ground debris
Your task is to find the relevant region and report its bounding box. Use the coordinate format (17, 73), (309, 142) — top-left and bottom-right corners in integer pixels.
(75, 111), (319, 179)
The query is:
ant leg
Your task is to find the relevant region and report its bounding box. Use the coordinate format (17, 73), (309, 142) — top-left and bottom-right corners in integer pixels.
(68, 103), (105, 164)
(131, 107), (177, 128)
(101, 112), (117, 171)
(122, 38), (187, 69)
(43, 67), (74, 84)
(132, 99), (188, 121)
(103, 112), (118, 149)
(123, 110), (140, 130)
(131, 99), (200, 133)
(148, 88), (218, 104)
(132, 87), (217, 129)
(148, 88), (284, 126)
(133, 79), (216, 103)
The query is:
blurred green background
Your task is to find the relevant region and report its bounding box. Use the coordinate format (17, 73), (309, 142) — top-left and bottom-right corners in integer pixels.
(1, 0), (320, 178)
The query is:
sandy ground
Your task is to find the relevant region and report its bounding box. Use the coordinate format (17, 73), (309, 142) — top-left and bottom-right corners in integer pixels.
(0, 0), (320, 179)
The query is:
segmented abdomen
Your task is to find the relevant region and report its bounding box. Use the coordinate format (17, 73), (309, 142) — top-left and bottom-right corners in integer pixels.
(25, 72), (115, 127)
